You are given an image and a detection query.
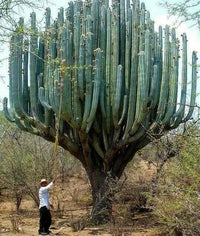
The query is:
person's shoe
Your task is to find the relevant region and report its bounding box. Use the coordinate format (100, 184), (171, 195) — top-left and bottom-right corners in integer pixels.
(39, 232), (48, 235)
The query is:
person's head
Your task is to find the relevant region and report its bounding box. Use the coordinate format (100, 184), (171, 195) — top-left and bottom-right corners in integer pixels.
(40, 179), (48, 187)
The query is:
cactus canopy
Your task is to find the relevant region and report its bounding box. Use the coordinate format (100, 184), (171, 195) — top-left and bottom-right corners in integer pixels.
(3, 0), (198, 223)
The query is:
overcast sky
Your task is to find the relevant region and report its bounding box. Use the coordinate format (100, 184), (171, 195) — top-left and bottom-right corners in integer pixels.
(0, 0), (199, 106)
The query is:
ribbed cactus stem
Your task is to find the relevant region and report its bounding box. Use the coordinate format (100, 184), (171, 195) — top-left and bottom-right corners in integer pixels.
(100, 5), (107, 119)
(130, 51), (148, 136)
(30, 12), (39, 118)
(184, 52), (198, 122)
(162, 28), (178, 126)
(3, 97), (15, 122)
(156, 25), (170, 123)
(86, 48), (102, 133)
(105, 8), (112, 134)
(81, 29), (93, 131)
(45, 7), (51, 28)
(113, 65), (123, 128)
(171, 33), (188, 128)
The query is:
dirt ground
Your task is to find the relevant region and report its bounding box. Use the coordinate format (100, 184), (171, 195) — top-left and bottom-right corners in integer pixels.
(0, 202), (162, 236)
(0, 161), (165, 236)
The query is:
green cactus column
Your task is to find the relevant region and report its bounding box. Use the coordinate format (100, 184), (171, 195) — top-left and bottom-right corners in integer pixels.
(4, 0), (198, 224)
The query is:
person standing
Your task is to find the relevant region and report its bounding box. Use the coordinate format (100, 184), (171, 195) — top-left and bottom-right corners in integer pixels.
(38, 178), (55, 235)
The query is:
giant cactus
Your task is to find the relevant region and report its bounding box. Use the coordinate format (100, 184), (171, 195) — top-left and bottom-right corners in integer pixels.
(3, 0), (198, 223)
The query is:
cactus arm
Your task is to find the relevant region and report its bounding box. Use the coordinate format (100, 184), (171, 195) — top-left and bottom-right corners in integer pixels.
(42, 7), (52, 127)
(171, 33), (188, 128)
(128, 115), (149, 143)
(48, 21), (57, 109)
(86, 49), (102, 133)
(105, 8), (112, 134)
(29, 12), (39, 118)
(81, 17), (93, 130)
(78, 35), (85, 101)
(45, 7), (51, 28)
(91, 0), (100, 49)
(99, 5), (108, 150)
(149, 65), (159, 111)
(118, 95), (128, 125)
(3, 97), (15, 122)
(12, 34), (26, 119)
(38, 86), (52, 110)
(123, 61), (137, 140)
(22, 40), (29, 113)
(156, 25), (170, 123)
(66, 1), (74, 24)
(154, 26), (163, 107)
(113, 65), (123, 129)
(139, 3), (146, 52)
(161, 29), (179, 126)
(123, 1), (140, 140)
(130, 51), (148, 136)
(60, 23), (72, 118)
(51, 65), (59, 114)
(58, 7), (64, 27)
(37, 37), (45, 122)
(124, 11), (132, 96)
(99, 5), (107, 118)
(36, 37), (44, 76)
(9, 37), (14, 110)
(17, 18), (24, 114)
(61, 28), (76, 128)
(126, 0), (130, 17)
(111, 3), (119, 108)
(119, 0), (125, 69)
(144, 29), (151, 97)
(73, 6), (82, 127)
(184, 51), (198, 122)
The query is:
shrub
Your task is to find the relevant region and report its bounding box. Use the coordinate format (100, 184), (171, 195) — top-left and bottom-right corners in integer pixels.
(149, 126), (200, 236)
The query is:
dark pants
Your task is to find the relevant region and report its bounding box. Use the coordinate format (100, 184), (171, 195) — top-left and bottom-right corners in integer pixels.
(39, 206), (51, 234)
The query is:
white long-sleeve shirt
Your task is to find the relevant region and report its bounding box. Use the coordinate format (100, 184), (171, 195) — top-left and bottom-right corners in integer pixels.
(39, 182), (53, 209)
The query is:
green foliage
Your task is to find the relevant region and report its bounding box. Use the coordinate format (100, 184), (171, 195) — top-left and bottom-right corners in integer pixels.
(149, 126), (200, 236)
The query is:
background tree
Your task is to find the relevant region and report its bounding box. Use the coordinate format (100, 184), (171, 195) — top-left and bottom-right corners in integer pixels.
(0, 111), (79, 211)
(0, 0), (50, 45)
(160, 0), (200, 29)
(3, 0), (198, 224)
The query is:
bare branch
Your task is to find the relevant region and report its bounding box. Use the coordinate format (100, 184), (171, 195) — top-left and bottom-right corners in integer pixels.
(160, 0), (200, 29)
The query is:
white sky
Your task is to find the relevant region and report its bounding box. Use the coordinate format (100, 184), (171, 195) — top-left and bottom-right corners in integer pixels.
(0, 0), (199, 106)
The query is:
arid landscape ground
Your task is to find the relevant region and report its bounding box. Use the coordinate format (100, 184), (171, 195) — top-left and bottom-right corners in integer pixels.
(0, 161), (165, 236)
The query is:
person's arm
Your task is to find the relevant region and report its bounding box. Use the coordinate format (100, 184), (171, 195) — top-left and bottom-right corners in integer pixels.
(40, 182), (53, 193)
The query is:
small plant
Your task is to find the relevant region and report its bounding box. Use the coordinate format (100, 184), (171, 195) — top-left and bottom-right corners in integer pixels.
(70, 216), (89, 232)
(9, 213), (23, 233)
